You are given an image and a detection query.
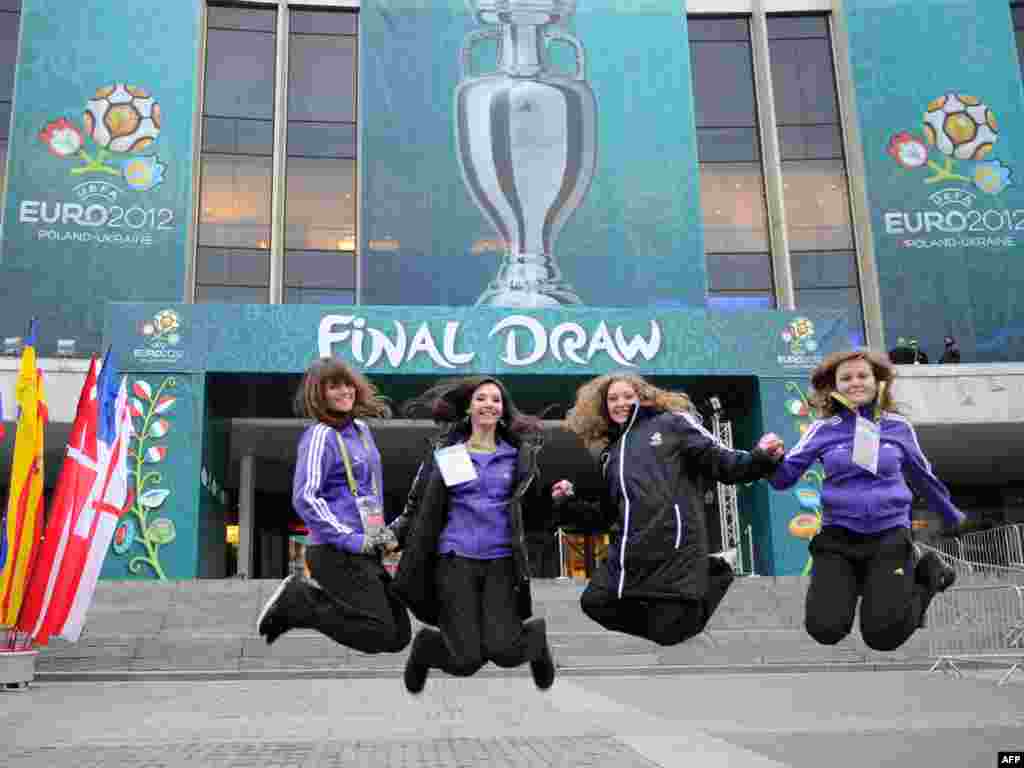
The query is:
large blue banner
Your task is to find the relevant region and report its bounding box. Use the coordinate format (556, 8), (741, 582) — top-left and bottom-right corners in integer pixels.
(844, 0), (1024, 362)
(0, 0), (200, 354)
(105, 302), (849, 377)
(359, 0), (706, 309)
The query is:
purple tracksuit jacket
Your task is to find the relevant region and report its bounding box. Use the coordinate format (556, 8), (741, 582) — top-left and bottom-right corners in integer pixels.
(292, 419), (383, 554)
(769, 406), (964, 534)
(437, 440), (518, 559)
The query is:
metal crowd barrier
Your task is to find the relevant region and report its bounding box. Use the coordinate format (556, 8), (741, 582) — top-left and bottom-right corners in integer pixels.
(921, 543), (1024, 686)
(930, 524), (1024, 571)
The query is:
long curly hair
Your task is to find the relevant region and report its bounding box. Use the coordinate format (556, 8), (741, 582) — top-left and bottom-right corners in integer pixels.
(295, 357), (389, 429)
(565, 372), (693, 454)
(405, 376), (542, 441)
(808, 349), (899, 417)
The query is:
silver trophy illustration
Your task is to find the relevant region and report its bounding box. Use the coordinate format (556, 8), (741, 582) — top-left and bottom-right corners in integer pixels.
(456, 0), (597, 307)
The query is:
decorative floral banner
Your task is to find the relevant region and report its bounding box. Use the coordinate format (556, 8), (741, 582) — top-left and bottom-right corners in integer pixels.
(111, 376), (178, 579)
(102, 373), (201, 580)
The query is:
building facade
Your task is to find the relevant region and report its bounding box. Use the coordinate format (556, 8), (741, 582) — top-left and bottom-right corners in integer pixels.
(1, 0), (1023, 579)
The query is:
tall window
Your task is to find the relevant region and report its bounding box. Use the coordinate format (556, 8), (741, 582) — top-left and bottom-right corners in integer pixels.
(767, 14), (863, 340)
(0, 0), (20, 206)
(689, 17), (774, 311)
(197, 3), (358, 305)
(284, 10), (357, 305)
(197, 5), (277, 303)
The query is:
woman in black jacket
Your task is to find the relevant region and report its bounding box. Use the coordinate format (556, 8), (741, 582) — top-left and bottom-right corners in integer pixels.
(389, 377), (556, 694)
(554, 373), (783, 646)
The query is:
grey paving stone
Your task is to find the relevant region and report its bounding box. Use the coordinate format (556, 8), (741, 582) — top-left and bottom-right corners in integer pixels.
(0, 736), (660, 768)
(558, 653), (661, 667)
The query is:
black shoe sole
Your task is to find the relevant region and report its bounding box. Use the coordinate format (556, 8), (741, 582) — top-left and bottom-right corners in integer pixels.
(256, 575), (295, 637)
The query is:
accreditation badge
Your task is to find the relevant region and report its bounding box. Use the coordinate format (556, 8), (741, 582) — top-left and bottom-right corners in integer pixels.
(852, 416), (881, 475)
(434, 444), (478, 487)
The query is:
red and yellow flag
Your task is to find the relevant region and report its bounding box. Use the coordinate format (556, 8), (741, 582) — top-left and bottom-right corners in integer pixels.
(0, 325), (48, 627)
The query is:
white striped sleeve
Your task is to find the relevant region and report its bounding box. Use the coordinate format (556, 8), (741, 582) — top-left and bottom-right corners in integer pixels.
(767, 419), (829, 490)
(293, 424), (350, 537)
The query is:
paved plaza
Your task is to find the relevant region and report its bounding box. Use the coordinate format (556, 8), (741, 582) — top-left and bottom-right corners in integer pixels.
(4, 579), (1023, 766)
(2, 669), (1022, 767)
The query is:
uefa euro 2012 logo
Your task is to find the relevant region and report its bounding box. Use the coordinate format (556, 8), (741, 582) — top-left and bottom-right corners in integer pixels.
(37, 83), (166, 192)
(887, 92), (1012, 195)
(780, 317), (817, 357)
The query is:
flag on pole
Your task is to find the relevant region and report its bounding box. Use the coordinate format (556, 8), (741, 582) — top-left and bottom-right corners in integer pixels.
(58, 367), (130, 642)
(0, 321), (48, 628)
(38, 348), (121, 642)
(0, 389), (9, 442)
(17, 357), (99, 645)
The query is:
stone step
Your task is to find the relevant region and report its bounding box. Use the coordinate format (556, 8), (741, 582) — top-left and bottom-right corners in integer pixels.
(28, 576), (949, 673)
(65, 576), (812, 634)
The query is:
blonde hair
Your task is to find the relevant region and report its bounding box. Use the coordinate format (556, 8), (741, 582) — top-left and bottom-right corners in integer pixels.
(809, 349), (899, 417)
(565, 372), (692, 454)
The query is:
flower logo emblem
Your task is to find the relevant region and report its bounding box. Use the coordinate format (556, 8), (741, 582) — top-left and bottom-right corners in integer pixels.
(122, 155), (166, 192)
(781, 317), (816, 356)
(887, 132), (928, 169)
(973, 160), (1013, 196)
(37, 82), (167, 184)
(39, 118), (84, 158)
(139, 309), (182, 346)
(886, 92), (1012, 195)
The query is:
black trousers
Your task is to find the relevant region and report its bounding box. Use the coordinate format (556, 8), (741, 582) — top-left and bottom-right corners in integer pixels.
(413, 554), (547, 676)
(580, 556), (735, 647)
(282, 544), (411, 653)
(805, 526), (933, 651)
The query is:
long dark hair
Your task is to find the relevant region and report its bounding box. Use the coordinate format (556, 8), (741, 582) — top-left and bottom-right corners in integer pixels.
(405, 376), (541, 442)
(294, 357), (389, 429)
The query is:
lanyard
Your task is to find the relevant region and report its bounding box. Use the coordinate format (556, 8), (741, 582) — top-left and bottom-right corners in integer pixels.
(335, 424), (379, 498)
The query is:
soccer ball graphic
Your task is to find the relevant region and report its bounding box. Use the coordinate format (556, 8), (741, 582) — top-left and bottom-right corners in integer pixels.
(922, 93), (998, 161)
(82, 83), (161, 154)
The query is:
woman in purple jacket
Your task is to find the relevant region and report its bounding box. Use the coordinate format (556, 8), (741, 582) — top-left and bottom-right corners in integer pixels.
(770, 349), (962, 651)
(390, 377), (556, 694)
(255, 357), (411, 654)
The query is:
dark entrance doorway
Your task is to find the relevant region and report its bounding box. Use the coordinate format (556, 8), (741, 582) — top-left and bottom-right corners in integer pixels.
(209, 373), (761, 579)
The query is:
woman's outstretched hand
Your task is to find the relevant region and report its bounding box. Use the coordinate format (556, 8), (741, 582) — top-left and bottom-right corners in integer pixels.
(757, 433), (785, 459)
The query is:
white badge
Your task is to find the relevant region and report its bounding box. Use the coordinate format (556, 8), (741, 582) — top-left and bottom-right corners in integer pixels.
(852, 415), (880, 475)
(434, 444), (478, 487)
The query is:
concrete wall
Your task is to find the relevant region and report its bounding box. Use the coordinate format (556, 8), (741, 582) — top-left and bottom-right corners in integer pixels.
(889, 363), (1024, 424)
(0, 356), (91, 423)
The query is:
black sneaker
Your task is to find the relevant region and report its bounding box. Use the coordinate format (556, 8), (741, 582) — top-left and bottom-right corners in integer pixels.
(256, 575), (296, 645)
(918, 551), (957, 593)
(403, 630), (431, 695)
(529, 641), (556, 691)
(708, 552), (736, 586)
(711, 548), (738, 571)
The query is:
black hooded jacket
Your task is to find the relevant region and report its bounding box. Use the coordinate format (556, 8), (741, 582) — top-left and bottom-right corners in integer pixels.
(564, 404), (779, 601)
(389, 424), (549, 626)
